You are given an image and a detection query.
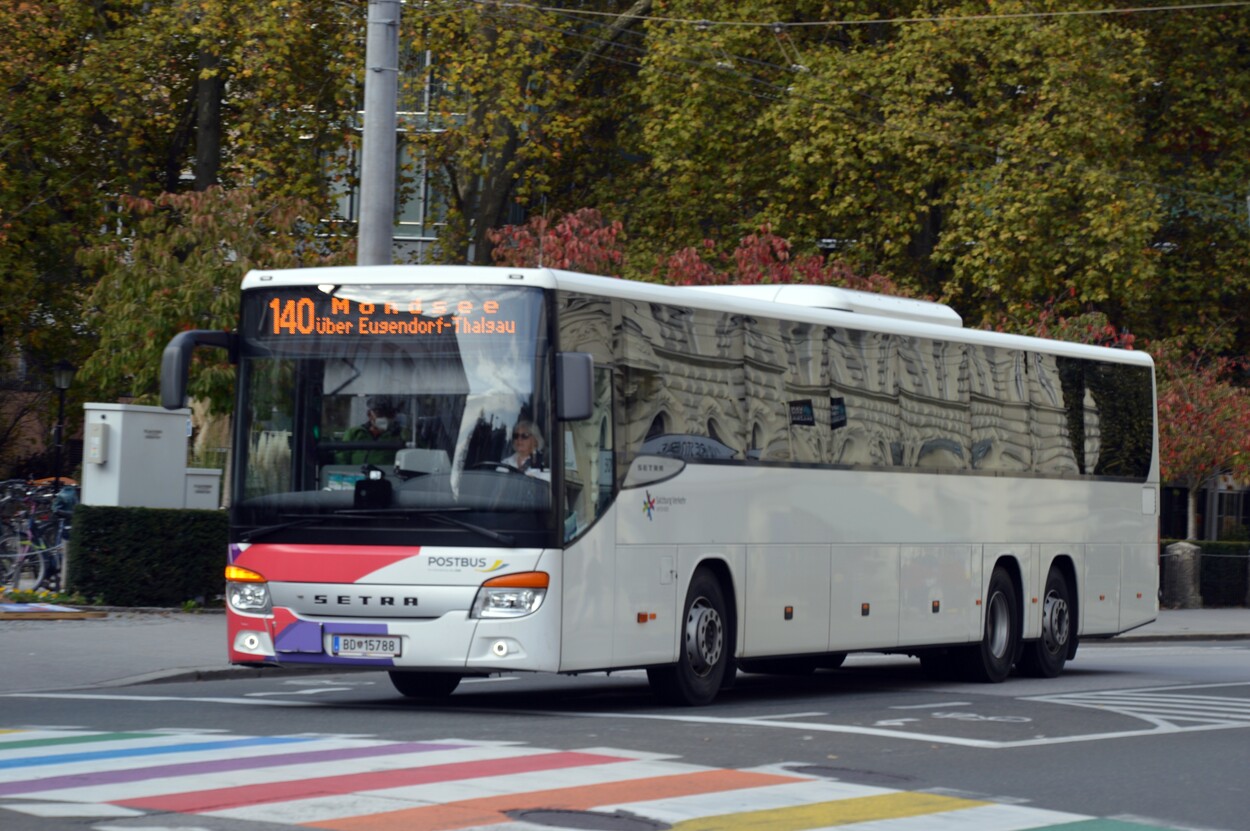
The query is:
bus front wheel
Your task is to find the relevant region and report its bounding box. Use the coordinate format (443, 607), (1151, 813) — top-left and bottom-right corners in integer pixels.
(648, 569), (731, 706)
(388, 670), (460, 698)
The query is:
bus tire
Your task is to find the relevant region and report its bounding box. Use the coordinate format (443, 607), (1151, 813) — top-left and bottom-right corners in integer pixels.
(960, 565), (1018, 683)
(388, 670), (460, 698)
(647, 568), (730, 706)
(1019, 568), (1073, 678)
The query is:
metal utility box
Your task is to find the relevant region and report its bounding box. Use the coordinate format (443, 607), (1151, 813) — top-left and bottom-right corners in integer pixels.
(184, 467), (223, 510)
(81, 403), (192, 509)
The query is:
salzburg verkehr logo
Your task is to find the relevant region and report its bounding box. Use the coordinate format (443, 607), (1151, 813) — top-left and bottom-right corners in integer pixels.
(643, 491), (657, 520)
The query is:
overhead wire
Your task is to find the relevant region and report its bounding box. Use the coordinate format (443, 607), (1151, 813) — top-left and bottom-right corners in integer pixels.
(471, 0), (1250, 29)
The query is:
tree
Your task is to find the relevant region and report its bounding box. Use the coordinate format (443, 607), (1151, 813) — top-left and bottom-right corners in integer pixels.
(1118, 6), (1250, 356)
(485, 212), (908, 296)
(406, 0), (651, 264)
(487, 208), (626, 274)
(661, 227), (910, 296)
(1, 0), (362, 429)
(600, 0), (1248, 342)
(605, 0), (1245, 335)
(78, 188), (353, 414)
(1154, 344), (1250, 540)
(8, 0), (1250, 481)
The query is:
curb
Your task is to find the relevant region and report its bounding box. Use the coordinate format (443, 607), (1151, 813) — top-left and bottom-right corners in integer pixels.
(1113, 632), (1250, 643)
(119, 665), (346, 687)
(0, 605), (225, 621)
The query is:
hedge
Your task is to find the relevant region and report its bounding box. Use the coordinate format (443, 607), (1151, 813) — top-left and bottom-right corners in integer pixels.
(67, 505), (227, 606)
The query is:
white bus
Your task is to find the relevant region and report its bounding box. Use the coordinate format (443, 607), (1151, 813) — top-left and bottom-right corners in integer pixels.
(162, 265), (1159, 706)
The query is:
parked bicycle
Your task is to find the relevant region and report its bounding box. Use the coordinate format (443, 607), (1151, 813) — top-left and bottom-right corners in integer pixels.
(0, 479), (73, 593)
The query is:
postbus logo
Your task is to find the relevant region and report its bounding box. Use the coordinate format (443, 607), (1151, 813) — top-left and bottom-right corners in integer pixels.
(426, 556), (508, 572)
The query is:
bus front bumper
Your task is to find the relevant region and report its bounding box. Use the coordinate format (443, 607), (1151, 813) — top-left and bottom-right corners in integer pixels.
(226, 605), (561, 673)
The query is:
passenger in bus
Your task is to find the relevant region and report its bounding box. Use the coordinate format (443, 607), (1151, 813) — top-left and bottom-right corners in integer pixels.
(337, 397), (405, 466)
(501, 419), (550, 480)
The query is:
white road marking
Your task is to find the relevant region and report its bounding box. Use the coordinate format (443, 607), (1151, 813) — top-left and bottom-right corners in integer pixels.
(245, 688), (355, 697)
(5, 693), (318, 707)
(9, 682), (1250, 751)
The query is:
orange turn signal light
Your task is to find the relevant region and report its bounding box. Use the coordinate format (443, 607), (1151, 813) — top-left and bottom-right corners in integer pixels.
(481, 571), (549, 589)
(225, 565), (266, 583)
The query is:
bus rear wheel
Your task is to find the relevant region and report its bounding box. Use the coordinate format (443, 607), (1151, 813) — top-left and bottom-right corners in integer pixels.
(959, 565), (1018, 683)
(1019, 568), (1073, 678)
(388, 670), (461, 698)
(648, 568), (731, 706)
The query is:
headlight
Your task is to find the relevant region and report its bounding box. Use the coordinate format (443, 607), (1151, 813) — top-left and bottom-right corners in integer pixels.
(227, 581), (272, 614)
(225, 565), (271, 615)
(470, 572), (548, 619)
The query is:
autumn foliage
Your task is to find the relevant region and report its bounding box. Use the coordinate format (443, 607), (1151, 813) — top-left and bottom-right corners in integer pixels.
(1154, 345), (1250, 539)
(488, 213), (911, 295)
(661, 228), (912, 296)
(487, 209), (625, 275)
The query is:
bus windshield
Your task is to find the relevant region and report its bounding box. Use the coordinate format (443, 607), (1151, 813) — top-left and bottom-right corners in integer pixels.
(231, 284), (555, 547)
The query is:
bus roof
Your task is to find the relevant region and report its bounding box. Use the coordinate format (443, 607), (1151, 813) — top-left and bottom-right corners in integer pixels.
(241, 265), (1151, 368)
(683, 284), (963, 328)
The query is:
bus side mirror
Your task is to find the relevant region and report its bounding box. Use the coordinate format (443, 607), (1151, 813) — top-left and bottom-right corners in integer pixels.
(161, 330), (237, 409)
(556, 352), (593, 421)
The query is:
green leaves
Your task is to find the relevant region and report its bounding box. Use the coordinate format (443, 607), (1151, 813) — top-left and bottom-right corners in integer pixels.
(5, 0), (1250, 483)
(78, 188), (352, 413)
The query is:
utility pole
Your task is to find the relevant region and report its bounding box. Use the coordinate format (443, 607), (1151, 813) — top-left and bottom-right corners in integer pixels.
(358, 0), (401, 266)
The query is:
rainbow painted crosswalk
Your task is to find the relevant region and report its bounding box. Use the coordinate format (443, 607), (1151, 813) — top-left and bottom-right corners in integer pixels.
(0, 728), (1177, 829)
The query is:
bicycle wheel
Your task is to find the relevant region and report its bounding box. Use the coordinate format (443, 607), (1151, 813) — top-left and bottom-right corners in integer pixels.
(0, 533), (18, 589)
(10, 546), (47, 592)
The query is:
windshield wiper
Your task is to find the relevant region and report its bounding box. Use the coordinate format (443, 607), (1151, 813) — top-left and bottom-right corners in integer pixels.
(239, 515), (325, 542)
(336, 508), (515, 545)
(239, 510), (389, 543)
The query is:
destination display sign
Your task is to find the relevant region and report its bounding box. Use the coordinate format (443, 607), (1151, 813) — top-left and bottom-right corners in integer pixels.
(245, 286), (538, 341)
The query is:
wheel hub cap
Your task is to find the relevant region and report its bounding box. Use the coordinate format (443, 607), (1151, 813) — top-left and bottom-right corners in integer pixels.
(1040, 590), (1070, 654)
(684, 597), (723, 677)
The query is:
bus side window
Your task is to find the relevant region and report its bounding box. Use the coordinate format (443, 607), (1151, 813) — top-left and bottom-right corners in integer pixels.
(563, 366), (614, 542)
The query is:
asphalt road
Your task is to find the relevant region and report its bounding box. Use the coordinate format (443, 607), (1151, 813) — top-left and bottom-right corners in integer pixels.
(3, 638), (1248, 831)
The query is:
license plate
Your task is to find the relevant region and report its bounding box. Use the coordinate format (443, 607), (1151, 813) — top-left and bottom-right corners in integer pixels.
(331, 634), (402, 657)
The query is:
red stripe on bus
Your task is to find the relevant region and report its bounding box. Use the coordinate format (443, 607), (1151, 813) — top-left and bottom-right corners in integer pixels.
(233, 544), (419, 583)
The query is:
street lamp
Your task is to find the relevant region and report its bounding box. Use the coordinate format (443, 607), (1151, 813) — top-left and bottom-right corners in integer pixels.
(52, 359), (75, 494)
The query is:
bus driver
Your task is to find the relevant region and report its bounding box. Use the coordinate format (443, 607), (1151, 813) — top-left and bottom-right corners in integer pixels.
(500, 420), (549, 480)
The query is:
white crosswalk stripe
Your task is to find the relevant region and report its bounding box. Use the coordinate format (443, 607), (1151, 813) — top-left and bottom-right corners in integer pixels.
(1029, 682), (1250, 729)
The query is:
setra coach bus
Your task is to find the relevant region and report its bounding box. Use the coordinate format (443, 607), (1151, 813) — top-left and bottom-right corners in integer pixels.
(161, 265), (1159, 706)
